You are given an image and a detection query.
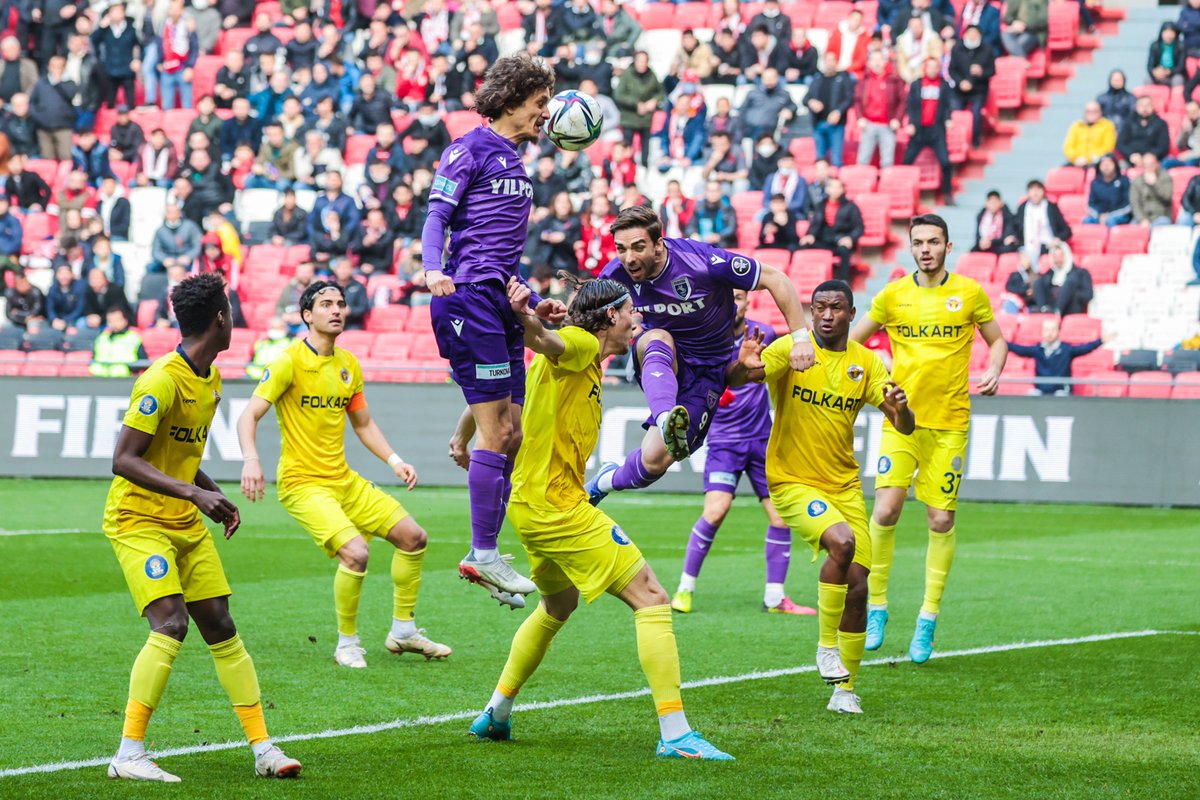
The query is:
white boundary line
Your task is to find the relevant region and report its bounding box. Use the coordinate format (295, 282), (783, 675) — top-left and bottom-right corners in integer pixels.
(0, 528), (90, 537)
(2, 629), (1196, 779)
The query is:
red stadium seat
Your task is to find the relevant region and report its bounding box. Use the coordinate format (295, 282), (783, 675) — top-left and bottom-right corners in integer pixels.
(812, 0), (852, 30)
(1044, 166), (1086, 201)
(672, 2), (711, 29)
(1077, 369), (1127, 397)
(1069, 224), (1108, 256)
(446, 110), (483, 140)
(405, 304), (433, 332)
(408, 332), (440, 359)
(730, 191), (763, 221)
(955, 252), (997, 283)
(25, 159), (61, 189)
(1059, 315), (1102, 342)
(991, 57), (1027, 110)
(368, 332), (412, 359)
(1046, 1), (1079, 52)
(22, 350), (64, 377)
(193, 55), (223, 102)
(634, 3), (675, 29)
(344, 135), (377, 165)
(218, 27), (255, 56)
(838, 165), (878, 200)
(788, 137), (816, 166)
(856, 194), (891, 248)
(1072, 348), (1113, 375)
(366, 305), (410, 333)
(94, 108), (119, 141)
(1056, 194), (1088, 226)
(162, 109), (197, 150)
(130, 107), (162, 135)
(1081, 253), (1121, 284)
(136, 299), (158, 329)
(784, 2), (816, 29)
(753, 248), (790, 269)
(1015, 312), (1056, 344)
(947, 110), (972, 163)
(1104, 224), (1150, 256)
(336, 331), (376, 357)
(141, 328), (181, 359)
(1127, 371), (1173, 399)
(0, 351), (24, 376)
(878, 166), (920, 219)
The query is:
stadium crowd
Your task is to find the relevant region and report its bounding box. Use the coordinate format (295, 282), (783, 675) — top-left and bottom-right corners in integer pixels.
(0, 0), (1194, 393)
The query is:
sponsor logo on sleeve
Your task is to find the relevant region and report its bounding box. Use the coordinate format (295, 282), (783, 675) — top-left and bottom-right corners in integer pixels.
(446, 148), (463, 164)
(259, 368), (270, 383)
(611, 525), (631, 545)
(138, 396), (158, 415)
(878, 456), (892, 474)
(431, 176), (459, 195)
(731, 256), (753, 276)
(476, 363), (511, 381)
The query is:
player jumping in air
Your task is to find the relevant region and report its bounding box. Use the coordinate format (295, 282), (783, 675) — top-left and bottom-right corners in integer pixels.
(104, 273), (301, 782)
(469, 274), (734, 760)
(733, 280), (915, 714)
(672, 288), (815, 616)
(850, 215), (1007, 663)
(585, 205), (815, 504)
(238, 282), (450, 669)
(422, 52), (568, 607)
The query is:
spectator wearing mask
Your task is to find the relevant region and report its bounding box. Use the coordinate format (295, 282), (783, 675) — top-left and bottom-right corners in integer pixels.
(399, 102), (452, 155)
(90, 306), (145, 377)
(0, 194), (21, 273)
(1033, 241), (1093, 316)
(46, 263), (85, 330)
(801, 177), (863, 281)
(245, 317), (293, 380)
(903, 57), (955, 204)
(1096, 70), (1136, 133)
(614, 50), (663, 167)
(759, 153), (809, 220)
(1063, 101), (1117, 167)
(348, 207), (396, 276)
(948, 24), (994, 147)
(1165, 100), (1200, 168)
(82, 266), (132, 329)
(827, 10), (869, 76)
(1148, 22), (1185, 87)
(973, 190), (1019, 254)
(1001, 0), (1048, 58)
(1007, 317), (1104, 396)
(806, 56), (853, 167)
(854, 50), (906, 168)
(1129, 152), (1174, 227)
(150, 202), (202, 273)
(748, 133), (782, 191)
(1001, 251), (1039, 312)
(1078, 154), (1130, 227)
(4, 271), (44, 328)
(29, 56), (77, 162)
(758, 193), (801, 251)
(91, 1), (140, 108)
(1117, 95), (1170, 166)
(685, 180), (738, 249)
(1014, 179), (1072, 265)
(781, 28), (820, 85)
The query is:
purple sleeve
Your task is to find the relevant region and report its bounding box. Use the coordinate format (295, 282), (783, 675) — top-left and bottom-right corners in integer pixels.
(421, 201), (452, 273)
(702, 243), (762, 291)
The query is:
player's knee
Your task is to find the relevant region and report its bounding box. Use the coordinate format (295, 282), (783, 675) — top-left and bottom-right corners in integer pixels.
(645, 582), (671, 606)
(203, 611), (237, 643)
(928, 510), (954, 533)
(824, 530), (856, 566)
(874, 504), (902, 527)
(153, 613), (190, 642)
(338, 541), (370, 572)
(542, 594), (577, 621)
(394, 521), (427, 551)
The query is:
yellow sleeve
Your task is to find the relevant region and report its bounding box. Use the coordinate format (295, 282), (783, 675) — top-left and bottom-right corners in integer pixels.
(760, 334), (792, 384)
(1062, 123), (1081, 163)
(123, 368), (176, 436)
(252, 350), (295, 404)
(971, 281), (995, 326)
(867, 285), (889, 327)
(863, 350), (892, 410)
(551, 326), (600, 373)
(1098, 120), (1116, 155)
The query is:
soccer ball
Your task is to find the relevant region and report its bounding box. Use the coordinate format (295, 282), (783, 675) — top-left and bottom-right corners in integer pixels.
(544, 90), (603, 152)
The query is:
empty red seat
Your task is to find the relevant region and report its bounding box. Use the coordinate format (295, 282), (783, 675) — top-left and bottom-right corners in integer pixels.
(344, 135), (377, 165)
(730, 191), (763, 220)
(1105, 224), (1150, 256)
(878, 166), (919, 219)
(838, 165), (878, 199)
(1056, 193), (1088, 226)
(446, 111), (483, 140)
(1127, 371), (1173, 399)
(1080, 254), (1121, 284)
(1046, 1), (1079, 52)
(1059, 315), (1102, 342)
(856, 194), (891, 247)
(672, 2), (711, 29)
(1045, 166), (1086, 201)
(1069, 224), (1108, 256)
(405, 304), (433, 332)
(991, 57), (1026, 109)
(955, 252), (997, 283)
(366, 305), (410, 333)
(634, 3), (675, 29)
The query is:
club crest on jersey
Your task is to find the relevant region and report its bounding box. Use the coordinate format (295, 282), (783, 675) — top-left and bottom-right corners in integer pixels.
(946, 296), (963, 312)
(144, 555), (169, 580)
(611, 525), (631, 545)
(671, 277), (693, 300)
(138, 395), (158, 415)
(731, 256), (753, 276)
(847, 364), (864, 382)
(878, 456), (892, 474)
(259, 368), (270, 383)
(807, 500), (827, 517)
(340, 368), (350, 384)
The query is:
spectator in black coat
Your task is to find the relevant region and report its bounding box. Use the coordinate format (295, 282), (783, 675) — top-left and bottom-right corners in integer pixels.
(749, 0), (793, 43)
(758, 194), (801, 251)
(800, 177), (863, 281)
(1148, 22), (1186, 87)
(108, 105), (146, 163)
(270, 190), (309, 246)
(46, 263), (85, 330)
(1117, 95), (1170, 166)
(95, 178), (131, 241)
(685, 180), (738, 249)
(384, 182), (425, 244)
(973, 190), (1019, 254)
(1033, 242), (1093, 316)
(1177, 172), (1200, 225)
(243, 12), (283, 62)
(903, 57), (955, 202)
(219, 98), (263, 163)
(214, 49), (250, 109)
(348, 73), (394, 135)
(948, 25), (995, 146)
(28, 56), (77, 162)
(782, 28), (820, 85)
(806, 55), (854, 167)
(331, 258), (370, 329)
(348, 208), (396, 275)
(81, 267), (132, 329)
(707, 29), (745, 86)
(1096, 69), (1137, 133)
(311, 210), (351, 264)
(5, 153), (50, 210)
(522, 0), (563, 56)
(364, 122), (413, 174)
(2, 93), (39, 157)
(1013, 179), (1073, 264)
(4, 271), (44, 329)
(739, 25), (789, 83)
(399, 102), (452, 155)
(530, 155), (569, 209)
(91, 1), (141, 109)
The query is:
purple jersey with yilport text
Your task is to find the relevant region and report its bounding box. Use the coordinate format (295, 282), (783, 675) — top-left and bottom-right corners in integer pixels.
(427, 126), (532, 283)
(708, 319), (776, 443)
(600, 238), (763, 367)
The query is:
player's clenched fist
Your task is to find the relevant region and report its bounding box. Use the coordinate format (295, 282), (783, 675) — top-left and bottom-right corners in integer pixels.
(789, 335), (815, 372)
(425, 269), (456, 297)
(883, 380), (909, 410)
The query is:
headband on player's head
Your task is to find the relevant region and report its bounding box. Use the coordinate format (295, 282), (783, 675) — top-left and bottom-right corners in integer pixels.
(299, 281), (345, 314)
(597, 292), (630, 314)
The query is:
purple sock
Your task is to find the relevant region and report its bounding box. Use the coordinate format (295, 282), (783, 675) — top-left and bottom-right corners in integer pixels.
(468, 449), (507, 551)
(765, 525), (792, 585)
(640, 340), (678, 420)
(497, 457), (515, 531)
(611, 448), (663, 491)
(682, 517), (719, 578)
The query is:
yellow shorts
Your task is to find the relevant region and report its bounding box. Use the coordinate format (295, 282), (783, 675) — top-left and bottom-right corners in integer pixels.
(769, 483), (871, 569)
(873, 427), (968, 511)
(279, 471), (409, 558)
(507, 501), (646, 603)
(108, 523), (231, 614)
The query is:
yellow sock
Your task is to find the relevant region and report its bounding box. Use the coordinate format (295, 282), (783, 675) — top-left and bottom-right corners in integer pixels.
(334, 564), (367, 636)
(209, 634), (267, 743)
(817, 582), (848, 649)
(391, 547), (424, 621)
(497, 604), (566, 698)
(123, 632), (181, 740)
(633, 605), (684, 716)
(922, 527), (956, 615)
(838, 630), (866, 691)
(867, 521), (897, 607)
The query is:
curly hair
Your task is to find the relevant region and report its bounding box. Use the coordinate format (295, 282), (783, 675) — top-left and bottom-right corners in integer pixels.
(558, 271), (630, 333)
(609, 205), (662, 242)
(171, 272), (229, 337)
(473, 53), (556, 120)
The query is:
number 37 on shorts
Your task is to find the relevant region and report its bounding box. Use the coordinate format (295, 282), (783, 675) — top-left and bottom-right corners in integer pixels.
(873, 428), (969, 511)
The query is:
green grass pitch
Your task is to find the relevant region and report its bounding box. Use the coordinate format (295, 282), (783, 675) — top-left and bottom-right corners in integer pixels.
(0, 478), (1197, 799)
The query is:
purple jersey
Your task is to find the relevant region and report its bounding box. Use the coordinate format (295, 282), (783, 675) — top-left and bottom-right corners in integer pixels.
(427, 126), (532, 284)
(708, 319), (776, 443)
(600, 238), (762, 367)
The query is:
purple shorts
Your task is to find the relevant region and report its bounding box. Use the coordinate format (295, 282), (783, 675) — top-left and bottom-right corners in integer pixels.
(703, 437), (770, 499)
(431, 280), (526, 405)
(635, 339), (727, 454)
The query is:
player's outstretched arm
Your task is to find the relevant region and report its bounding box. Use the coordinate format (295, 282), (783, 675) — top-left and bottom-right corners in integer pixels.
(756, 264), (814, 371)
(879, 380), (917, 435)
(849, 316), (882, 345)
(976, 318), (1008, 396)
(507, 275), (566, 357)
(727, 327), (767, 387)
(112, 426), (239, 535)
(236, 396), (273, 503)
(348, 407), (418, 490)
(448, 406), (475, 471)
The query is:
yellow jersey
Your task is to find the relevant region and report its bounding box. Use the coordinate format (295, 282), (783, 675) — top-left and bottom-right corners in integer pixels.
(253, 338), (367, 486)
(867, 271), (993, 431)
(762, 335), (891, 494)
(103, 347), (223, 536)
(512, 326), (603, 512)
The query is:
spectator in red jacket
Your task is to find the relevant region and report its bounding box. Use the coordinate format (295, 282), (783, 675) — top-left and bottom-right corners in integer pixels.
(658, 179), (694, 238)
(826, 10), (870, 76)
(854, 50), (906, 168)
(578, 194), (616, 276)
